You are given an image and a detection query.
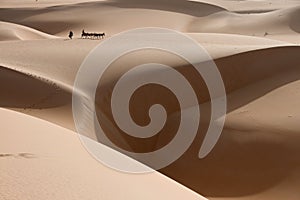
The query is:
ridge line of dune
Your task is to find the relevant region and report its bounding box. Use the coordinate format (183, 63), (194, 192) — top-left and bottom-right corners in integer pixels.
(0, 64), (72, 93)
(0, 21), (59, 41)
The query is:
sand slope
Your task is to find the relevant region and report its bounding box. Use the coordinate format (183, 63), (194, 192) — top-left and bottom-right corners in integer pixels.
(0, 0), (299, 43)
(1, 43), (300, 199)
(0, 21), (57, 41)
(188, 6), (300, 42)
(0, 108), (205, 200)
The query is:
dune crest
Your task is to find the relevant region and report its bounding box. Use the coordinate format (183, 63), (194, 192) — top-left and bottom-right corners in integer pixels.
(0, 21), (57, 41)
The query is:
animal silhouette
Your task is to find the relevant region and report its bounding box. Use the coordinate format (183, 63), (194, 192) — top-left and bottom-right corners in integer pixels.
(81, 30), (105, 40)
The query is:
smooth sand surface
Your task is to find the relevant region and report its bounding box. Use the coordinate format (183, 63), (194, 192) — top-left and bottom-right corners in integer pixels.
(1, 0), (300, 199)
(0, 108), (204, 200)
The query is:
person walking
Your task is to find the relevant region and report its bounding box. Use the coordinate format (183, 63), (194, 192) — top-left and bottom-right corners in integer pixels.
(69, 31), (74, 39)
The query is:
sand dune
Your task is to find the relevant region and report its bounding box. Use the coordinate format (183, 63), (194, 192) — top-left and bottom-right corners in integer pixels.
(0, 0), (105, 8)
(0, 66), (69, 108)
(0, 36), (295, 136)
(0, 108), (205, 200)
(1, 0), (300, 199)
(0, 0), (299, 43)
(198, 0), (300, 12)
(0, 39), (98, 90)
(188, 6), (300, 42)
(0, 34), (291, 92)
(2, 43), (300, 199)
(1, 35), (300, 200)
(0, 21), (57, 41)
(159, 47), (300, 199)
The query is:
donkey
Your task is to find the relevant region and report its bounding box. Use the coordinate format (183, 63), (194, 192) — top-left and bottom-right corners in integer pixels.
(81, 30), (93, 39)
(93, 32), (105, 39)
(82, 30), (106, 40)
(98, 33), (105, 39)
(81, 29), (87, 39)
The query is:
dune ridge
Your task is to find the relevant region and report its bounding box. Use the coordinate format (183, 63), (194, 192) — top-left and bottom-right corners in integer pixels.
(0, 0), (299, 43)
(0, 21), (58, 41)
(0, 108), (206, 200)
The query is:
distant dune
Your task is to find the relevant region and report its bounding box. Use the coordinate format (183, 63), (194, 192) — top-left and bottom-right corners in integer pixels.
(0, 21), (57, 41)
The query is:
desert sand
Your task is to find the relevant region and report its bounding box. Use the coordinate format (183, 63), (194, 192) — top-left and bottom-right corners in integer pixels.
(0, 0), (300, 199)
